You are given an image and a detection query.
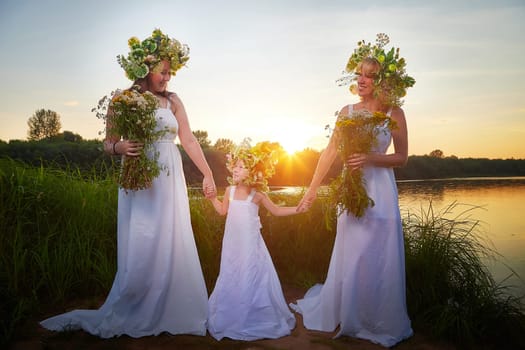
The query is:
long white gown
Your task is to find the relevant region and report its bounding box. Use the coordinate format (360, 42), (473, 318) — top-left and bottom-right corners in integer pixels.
(208, 186), (296, 340)
(40, 101), (208, 338)
(291, 105), (413, 348)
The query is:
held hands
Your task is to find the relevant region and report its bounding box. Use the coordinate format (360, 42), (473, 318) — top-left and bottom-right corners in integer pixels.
(202, 176), (217, 199)
(296, 188), (317, 213)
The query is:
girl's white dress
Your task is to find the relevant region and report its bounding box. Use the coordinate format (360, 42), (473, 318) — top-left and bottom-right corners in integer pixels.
(208, 186), (296, 340)
(40, 101), (208, 338)
(290, 105), (413, 348)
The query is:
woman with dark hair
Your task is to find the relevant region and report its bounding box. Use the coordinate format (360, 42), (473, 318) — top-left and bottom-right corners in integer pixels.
(41, 29), (216, 338)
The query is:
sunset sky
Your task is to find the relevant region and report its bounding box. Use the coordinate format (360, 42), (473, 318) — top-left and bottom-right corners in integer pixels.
(1, 0), (524, 159)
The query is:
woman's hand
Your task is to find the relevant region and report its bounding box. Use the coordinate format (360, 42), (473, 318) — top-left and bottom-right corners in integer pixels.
(297, 188), (317, 212)
(346, 153), (368, 171)
(202, 175), (217, 199)
(115, 140), (144, 157)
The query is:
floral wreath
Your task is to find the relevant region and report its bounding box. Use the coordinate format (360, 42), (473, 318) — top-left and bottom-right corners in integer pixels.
(117, 28), (190, 81)
(226, 138), (278, 192)
(338, 33), (415, 107)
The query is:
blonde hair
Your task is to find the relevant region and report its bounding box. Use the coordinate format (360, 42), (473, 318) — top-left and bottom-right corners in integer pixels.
(341, 33), (415, 107)
(358, 57), (380, 74)
(356, 58), (392, 105)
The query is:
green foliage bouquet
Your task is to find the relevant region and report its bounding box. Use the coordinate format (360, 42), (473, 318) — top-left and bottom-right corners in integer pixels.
(338, 33), (415, 107)
(117, 28), (189, 81)
(93, 87), (167, 191)
(329, 109), (396, 218)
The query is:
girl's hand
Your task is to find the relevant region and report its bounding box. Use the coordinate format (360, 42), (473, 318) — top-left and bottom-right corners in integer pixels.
(115, 140), (144, 157)
(297, 188), (317, 212)
(346, 153), (368, 171)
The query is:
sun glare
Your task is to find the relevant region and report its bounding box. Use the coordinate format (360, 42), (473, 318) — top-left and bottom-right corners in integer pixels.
(280, 137), (306, 155)
(273, 121), (317, 155)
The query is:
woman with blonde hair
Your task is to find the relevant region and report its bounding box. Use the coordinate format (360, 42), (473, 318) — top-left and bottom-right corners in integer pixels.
(291, 33), (415, 348)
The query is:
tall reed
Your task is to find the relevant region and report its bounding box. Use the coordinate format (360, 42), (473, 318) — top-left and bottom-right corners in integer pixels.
(188, 190), (224, 291)
(403, 201), (525, 348)
(259, 191), (336, 288)
(0, 158), (117, 345)
(1, 158), (523, 349)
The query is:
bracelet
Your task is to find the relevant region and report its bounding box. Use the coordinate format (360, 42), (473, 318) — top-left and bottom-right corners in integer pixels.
(113, 141), (119, 155)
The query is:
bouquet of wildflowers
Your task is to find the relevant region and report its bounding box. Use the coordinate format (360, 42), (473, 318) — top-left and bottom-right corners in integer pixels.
(328, 109), (396, 218)
(93, 87), (166, 191)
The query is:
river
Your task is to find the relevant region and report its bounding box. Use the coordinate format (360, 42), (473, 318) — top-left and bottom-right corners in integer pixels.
(272, 177), (525, 299)
(397, 177), (525, 299)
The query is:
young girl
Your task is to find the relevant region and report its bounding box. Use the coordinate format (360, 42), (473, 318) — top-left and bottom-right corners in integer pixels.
(207, 140), (298, 341)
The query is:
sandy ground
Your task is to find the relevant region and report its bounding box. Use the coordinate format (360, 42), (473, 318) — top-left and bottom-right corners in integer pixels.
(9, 285), (457, 350)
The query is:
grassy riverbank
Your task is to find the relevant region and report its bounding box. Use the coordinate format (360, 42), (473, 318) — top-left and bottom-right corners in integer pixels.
(1, 158), (524, 349)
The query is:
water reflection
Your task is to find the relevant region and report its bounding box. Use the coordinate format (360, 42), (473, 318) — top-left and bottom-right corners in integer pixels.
(397, 177), (525, 298)
(269, 177), (525, 298)
(398, 177), (525, 201)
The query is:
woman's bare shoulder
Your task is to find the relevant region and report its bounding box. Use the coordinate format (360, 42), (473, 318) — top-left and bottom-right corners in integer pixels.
(166, 91), (181, 103)
(339, 104), (352, 116)
(390, 106), (406, 119)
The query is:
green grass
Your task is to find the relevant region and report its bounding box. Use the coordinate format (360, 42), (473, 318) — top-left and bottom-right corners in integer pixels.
(1, 158), (524, 349)
(403, 202), (525, 348)
(0, 158), (118, 345)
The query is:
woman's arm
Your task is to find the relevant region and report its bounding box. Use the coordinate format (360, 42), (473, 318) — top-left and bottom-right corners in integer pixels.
(170, 93), (216, 198)
(296, 105), (346, 212)
(103, 104), (143, 157)
(103, 105), (120, 155)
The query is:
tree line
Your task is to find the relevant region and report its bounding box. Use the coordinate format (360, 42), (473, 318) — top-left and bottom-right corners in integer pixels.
(2, 107), (523, 184)
(1, 135), (524, 186)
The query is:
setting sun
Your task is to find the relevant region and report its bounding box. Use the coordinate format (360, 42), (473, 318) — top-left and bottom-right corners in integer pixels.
(280, 136), (307, 155)
(273, 123), (314, 155)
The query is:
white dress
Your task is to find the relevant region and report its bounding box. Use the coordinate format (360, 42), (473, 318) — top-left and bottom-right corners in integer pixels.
(208, 186), (296, 340)
(40, 101), (208, 338)
(291, 105), (413, 347)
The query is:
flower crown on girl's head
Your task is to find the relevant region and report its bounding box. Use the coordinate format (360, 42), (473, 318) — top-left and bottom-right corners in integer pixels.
(226, 138), (278, 193)
(337, 33), (416, 107)
(117, 28), (190, 81)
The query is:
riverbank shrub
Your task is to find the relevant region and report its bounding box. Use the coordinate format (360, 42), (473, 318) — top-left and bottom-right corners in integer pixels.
(403, 202), (525, 348)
